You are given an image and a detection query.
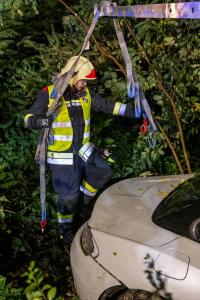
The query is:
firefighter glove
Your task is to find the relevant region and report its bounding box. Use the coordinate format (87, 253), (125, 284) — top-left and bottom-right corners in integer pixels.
(27, 115), (52, 130)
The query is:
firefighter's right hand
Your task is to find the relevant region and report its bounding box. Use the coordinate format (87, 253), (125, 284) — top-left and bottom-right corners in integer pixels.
(27, 115), (52, 130)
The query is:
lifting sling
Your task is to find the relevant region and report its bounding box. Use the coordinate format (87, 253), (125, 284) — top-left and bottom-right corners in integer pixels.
(36, 1), (200, 231)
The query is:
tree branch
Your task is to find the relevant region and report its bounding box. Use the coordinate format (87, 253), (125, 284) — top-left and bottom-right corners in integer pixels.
(125, 20), (191, 173)
(57, 0), (126, 77)
(155, 119), (184, 174)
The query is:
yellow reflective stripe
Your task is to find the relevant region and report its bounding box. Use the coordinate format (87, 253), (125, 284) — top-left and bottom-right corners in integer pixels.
(113, 102), (121, 115)
(24, 114), (33, 121)
(57, 212), (73, 223)
(84, 125), (90, 132)
(81, 88), (91, 141)
(83, 137), (90, 144)
(82, 180), (97, 193)
(57, 212), (74, 219)
(53, 127), (72, 136)
(48, 141), (72, 152)
(24, 114), (34, 127)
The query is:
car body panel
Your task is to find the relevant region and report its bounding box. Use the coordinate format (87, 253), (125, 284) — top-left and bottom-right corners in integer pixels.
(89, 175), (193, 247)
(70, 174), (200, 300)
(70, 226), (120, 300)
(90, 228), (200, 300)
(154, 248), (190, 280)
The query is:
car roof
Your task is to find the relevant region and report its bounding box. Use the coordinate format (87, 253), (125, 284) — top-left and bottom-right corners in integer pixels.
(89, 174), (193, 247)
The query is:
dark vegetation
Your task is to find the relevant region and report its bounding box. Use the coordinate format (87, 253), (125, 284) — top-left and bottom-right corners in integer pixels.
(0, 0), (199, 299)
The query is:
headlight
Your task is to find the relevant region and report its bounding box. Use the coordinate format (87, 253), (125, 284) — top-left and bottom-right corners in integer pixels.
(80, 223), (98, 257)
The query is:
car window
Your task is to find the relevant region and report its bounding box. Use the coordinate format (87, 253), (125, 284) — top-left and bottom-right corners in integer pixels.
(152, 175), (200, 243)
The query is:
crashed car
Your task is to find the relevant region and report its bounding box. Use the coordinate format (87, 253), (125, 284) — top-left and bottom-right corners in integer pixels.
(70, 174), (200, 300)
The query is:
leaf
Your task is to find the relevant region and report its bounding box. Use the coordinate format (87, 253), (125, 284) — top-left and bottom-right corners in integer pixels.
(28, 261), (35, 272)
(42, 284), (52, 291)
(24, 283), (37, 294)
(29, 290), (43, 298)
(0, 207), (5, 221)
(163, 36), (175, 46)
(0, 275), (6, 289)
(37, 275), (44, 285)
(47, 287), (57, 300)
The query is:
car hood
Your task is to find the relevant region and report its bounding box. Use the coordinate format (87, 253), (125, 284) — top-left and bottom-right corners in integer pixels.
(89, 174), (193, 247)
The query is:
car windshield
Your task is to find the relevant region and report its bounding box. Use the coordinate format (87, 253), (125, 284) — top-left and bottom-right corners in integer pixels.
(152, 175), (200, 243)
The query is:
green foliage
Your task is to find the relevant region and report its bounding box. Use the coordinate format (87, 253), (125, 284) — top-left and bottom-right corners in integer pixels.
(0, 162), (17, 225)
(0, 0), (199, 299)
(22, 261), (63, 300)
(0, 0), (39, 18)
(0, 195), (10, 222)
(0, 275), (23, 299)
(0, 161), (18, 190)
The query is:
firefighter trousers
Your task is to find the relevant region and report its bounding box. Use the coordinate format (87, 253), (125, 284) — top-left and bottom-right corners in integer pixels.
(49, 149), (113, 222)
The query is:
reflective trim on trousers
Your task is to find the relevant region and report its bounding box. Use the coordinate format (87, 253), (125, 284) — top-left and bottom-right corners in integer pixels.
(57, 212), (73, 223)
(57, 217), (73, 223)
(82, 179), (97, 193)
(80, 185), (97, 197)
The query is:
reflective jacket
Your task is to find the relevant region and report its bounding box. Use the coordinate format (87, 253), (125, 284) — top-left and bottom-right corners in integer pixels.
(24, 85), (134, 165)
(47, 85), (91, 153)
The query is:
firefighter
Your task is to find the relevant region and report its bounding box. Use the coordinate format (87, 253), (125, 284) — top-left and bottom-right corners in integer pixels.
(24, 56), (135, 244)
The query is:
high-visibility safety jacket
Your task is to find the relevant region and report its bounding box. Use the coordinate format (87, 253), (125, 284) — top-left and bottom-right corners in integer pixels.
(47, 85), (91, 165)
(48, 85), (91, 150)
(25, 84), (135, 166)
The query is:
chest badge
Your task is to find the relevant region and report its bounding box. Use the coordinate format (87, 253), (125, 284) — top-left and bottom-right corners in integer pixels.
(83, 97), (88, 103)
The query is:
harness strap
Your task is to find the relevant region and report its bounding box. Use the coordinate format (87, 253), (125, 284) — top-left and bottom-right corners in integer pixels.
(113, 7), (157, 141)
(39, 128), (48, 232)
(113, 17), (135, 98)
(113, 15), (142, 121)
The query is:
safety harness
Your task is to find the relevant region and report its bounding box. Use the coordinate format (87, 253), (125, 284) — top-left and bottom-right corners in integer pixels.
(36, 1), (200, 231)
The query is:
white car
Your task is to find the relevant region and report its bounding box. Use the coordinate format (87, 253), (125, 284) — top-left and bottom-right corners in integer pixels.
(70, 174), (200, 300)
